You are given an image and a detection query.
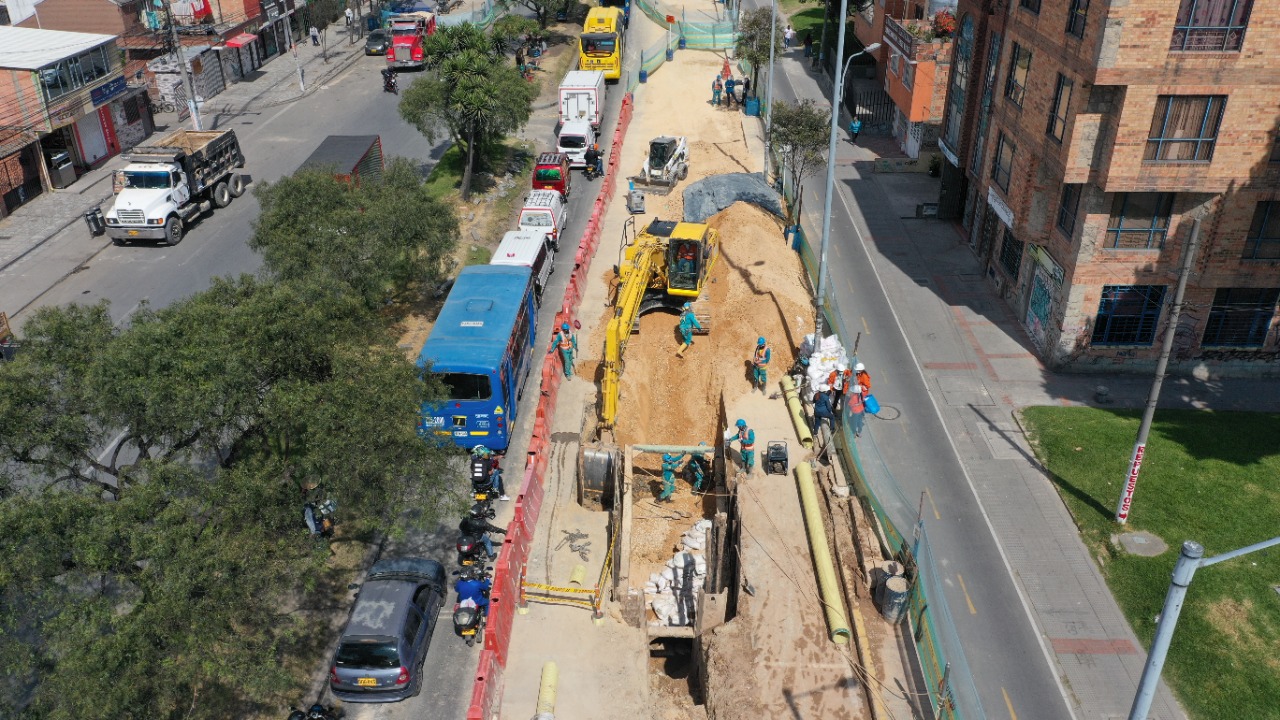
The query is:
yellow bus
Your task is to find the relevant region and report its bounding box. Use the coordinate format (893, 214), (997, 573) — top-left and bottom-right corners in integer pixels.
(580, 6), (625, 81)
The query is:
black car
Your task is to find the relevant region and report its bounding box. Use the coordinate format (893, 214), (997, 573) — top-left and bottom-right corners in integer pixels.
(330, 557), (446, 703)
(365, 30), (390, 55)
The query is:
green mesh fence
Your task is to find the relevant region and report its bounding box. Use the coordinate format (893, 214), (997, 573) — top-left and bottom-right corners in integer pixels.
(632, 0), (737, 50)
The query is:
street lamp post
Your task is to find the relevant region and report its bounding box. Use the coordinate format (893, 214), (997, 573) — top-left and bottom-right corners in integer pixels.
(813, 32), (879, 340)
(762, 0), (778, 182)
(1128, 535), (1280, 720)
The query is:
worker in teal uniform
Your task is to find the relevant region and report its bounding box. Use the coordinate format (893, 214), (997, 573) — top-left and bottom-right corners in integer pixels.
(660, 452), (681, 502)
(675, 302), (702, 358)
(751, 336), (772, 393)
(724, 418), (756, 473)
(548, 322), (578, 378)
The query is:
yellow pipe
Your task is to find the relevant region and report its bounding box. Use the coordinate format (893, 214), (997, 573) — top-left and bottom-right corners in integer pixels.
(535, 661), (558, 718)
(795, 462), (851, 643)
(781, 375), (815, 449)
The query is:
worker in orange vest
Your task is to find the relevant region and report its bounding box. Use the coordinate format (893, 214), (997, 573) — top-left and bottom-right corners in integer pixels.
(548, 322), (577, 378)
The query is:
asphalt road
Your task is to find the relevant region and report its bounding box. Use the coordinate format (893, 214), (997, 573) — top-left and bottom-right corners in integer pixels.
(747, 24), (1076, 720)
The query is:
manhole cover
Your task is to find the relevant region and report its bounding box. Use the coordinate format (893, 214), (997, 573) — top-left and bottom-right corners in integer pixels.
(1115, 531), (1169, 557)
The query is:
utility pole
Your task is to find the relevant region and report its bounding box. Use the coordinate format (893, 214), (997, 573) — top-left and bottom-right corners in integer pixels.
(163, 0), (203, 130)
(761, 0), (777, 182)
(1114, 218), (1201, 523)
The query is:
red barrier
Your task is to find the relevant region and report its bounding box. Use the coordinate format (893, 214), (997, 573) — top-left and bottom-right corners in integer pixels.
(465, 650), (503, 720)
(485, 533), (524, 666)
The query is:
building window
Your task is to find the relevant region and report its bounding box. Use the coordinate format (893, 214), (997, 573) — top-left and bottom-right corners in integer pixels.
(902, 62), (915, 90)
(1066, 0), (1089, 38)
(999, 228), (1024, 279)
(1244, 201), (1280, 260)
(889, 53), (900, 76)
(1145, 95), (1226, 162)
(1020, 0), (1041, 12)
(1202, 288), (1278, 347)
(1092, 286), (1167, 345)
(1047, 74), (1073, 142)
(38, 45), (114, 103)
(1057, 184), (1081, 236)
(992, 133), (1014, 192)
(942, 15), (975, 153)
(1107, 193), (1174, 249)
(1170, 0), (1253, 52)
(1004, 43), (1031, 108)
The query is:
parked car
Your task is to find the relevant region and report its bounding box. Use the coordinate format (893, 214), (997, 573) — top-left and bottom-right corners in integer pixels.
(365, 29), (390, 56)
(330, 557), (446, 703)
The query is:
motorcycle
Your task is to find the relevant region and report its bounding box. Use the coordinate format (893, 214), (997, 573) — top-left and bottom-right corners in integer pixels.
(287, 703), (341, 720)
(469, 452), (498, 503)
(381, 69), (398, 95)
(583, 161), (601, 181)
(456, 534), (487, 567)
(452, 565), (492, 646)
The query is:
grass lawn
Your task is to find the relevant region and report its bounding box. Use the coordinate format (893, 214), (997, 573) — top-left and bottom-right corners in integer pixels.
(786, 6), (825, 44)
(1021, 407), (1280, 720)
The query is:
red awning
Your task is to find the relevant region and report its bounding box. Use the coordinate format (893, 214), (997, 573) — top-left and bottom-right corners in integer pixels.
(224, 33), (258, 49)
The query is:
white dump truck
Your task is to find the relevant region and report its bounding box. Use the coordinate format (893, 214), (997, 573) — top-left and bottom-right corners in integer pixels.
(103, 129), (247, 246)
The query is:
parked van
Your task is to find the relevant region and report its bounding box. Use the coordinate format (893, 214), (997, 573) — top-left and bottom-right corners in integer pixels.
(517, 190), (568, 247)
(557, 119), (594, 168)
(491, 229), (556, 297)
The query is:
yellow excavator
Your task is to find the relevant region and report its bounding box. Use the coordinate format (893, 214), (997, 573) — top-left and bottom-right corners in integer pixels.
(578, 217), (720, 508)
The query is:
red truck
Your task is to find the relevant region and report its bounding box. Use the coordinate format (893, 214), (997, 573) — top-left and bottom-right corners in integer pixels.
(386, 11), (436, 69)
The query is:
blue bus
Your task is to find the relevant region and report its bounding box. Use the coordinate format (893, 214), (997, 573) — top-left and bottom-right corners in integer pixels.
(417, 265), (537, 451)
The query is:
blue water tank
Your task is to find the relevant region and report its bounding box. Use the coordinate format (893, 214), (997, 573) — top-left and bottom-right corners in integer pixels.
(639, 69), (648, 83)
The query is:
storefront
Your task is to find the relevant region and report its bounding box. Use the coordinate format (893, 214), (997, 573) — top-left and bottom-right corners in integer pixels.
(260, 0), (297, 59)
(0, 140), (44, 219)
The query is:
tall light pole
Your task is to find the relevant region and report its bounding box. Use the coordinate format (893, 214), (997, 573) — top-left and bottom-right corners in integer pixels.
(813, 34), (879, 340)
(761, 0), (778, 182)
(1128, 535), (1280, 720)
(1114, 219), (1201, 523)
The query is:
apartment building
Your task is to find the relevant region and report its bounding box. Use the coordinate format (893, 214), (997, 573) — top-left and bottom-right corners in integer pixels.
(935, 0), (1280, 375)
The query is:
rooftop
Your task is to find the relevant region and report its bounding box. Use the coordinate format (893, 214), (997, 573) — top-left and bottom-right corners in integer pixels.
(0, 26), (116, 70)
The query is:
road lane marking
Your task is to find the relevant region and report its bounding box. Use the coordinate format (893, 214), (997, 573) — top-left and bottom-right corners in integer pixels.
(861, 315), (870, 335)
(956, 573), (977, 615)
(924, 487), (940, 520)
(1002, 687), (1018, 720)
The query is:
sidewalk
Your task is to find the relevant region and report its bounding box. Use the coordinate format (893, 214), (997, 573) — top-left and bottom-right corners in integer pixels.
(739, 28), (1280, 720)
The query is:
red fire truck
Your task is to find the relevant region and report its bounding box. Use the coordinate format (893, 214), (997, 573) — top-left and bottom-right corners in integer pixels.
(386, 11), (436, 69)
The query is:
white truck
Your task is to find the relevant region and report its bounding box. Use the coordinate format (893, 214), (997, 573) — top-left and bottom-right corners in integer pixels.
(558, 70), (606, 130)
(103, 129), (246, 246)
(558, 119), (595, 169)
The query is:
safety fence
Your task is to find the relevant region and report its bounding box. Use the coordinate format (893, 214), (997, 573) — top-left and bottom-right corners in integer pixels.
(633, 0), (736, 50)
(778, 159), (987, 720)
(465, 92), (635, 720)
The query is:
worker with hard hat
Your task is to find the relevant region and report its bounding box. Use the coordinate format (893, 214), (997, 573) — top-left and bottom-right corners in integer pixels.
(548, 321), (578, 378)
(751, 337), (772, 393)
(675, 302), (702, 358)
(854, 362), (871, 393)
(723, 418), (756, 473)
(659, 452), (682, 502)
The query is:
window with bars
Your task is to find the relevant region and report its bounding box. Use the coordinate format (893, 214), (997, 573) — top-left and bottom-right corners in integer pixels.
(1092, 285), (1166, 345)
(942, 15), (974, 152)
(1057, 184), (1081, 236)
(1004, 43), (1031, 108)
(1020, 0), (1040, 12)
(1107, 193), (1174, 249)
(992, 133), (1014, 192)
(1047, 73), (1072, 142)
(1244, 201), (1280, 260)
(124, 95), (142, 124)
(1146, 95), (1226, 162)
(1202, 287), (1278, 347)
(1066, 0), (1089, 38)
(999, 228), (1024, 279)
(1170, 0), (1252, 52)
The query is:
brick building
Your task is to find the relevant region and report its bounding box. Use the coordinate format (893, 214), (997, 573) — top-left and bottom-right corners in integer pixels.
(935, 0), (1280, 376)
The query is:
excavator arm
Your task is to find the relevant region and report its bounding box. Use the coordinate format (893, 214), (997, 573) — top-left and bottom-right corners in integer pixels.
(601, 239), (662, 431)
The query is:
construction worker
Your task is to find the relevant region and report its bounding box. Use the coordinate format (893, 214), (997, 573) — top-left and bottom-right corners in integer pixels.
(660, 452), (681, 502)
(752, 336), (772, 392)
(711, 75), (723, 106)
(548, 322), (577, 378)
(854, 362), (872, 393)
(812, 389), (835, 436)
(675, 302), (702, 358)
(724, 419), (756, 473)
(675, 242), (697, 276)
(686, 442), (710, 492)
(847, 384), (867, 438)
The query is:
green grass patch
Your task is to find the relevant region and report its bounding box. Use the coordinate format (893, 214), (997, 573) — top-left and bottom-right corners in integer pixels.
(1021, 407), (1280, 720)
(786, 6), (825, 42)
(423, 140), (523, 201)
(464, 244), (491, 265)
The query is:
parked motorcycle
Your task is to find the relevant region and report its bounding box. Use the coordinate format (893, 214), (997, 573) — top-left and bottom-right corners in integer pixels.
(456, 534), (486, 567)
(469, 446), (503, 503)
(287, 703), (341, 720)
(452, 565), (492, 646)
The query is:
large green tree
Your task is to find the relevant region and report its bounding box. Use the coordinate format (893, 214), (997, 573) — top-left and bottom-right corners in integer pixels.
(770, 99), (829, 222)
(735, 7), (786, 96)
(250, 157), (459, 308)
(399, 23), (537, 200)
(0, 274), (455, 719)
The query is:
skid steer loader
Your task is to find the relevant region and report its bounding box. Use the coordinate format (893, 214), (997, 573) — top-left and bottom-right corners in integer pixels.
(628, 136), (689, 195)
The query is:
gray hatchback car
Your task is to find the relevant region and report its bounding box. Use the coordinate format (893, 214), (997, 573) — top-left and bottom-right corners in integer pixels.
(330, 557), (446, 703)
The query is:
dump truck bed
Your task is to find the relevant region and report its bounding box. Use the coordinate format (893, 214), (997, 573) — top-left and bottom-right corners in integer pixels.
(140, 130), (231, 155)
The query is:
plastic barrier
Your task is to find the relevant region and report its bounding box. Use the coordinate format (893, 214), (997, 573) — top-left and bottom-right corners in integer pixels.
(465, 650), (503, 720)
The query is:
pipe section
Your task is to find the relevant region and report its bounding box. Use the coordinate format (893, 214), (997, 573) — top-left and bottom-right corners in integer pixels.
(632, 444), (717, 455)
(533, 661), (558, 720)
(780, 376), (815, 449)
(794, 462), (850, 643)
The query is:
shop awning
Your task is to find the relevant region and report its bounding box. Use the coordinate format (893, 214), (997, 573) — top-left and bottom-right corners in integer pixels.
(224, 33), (258, 48)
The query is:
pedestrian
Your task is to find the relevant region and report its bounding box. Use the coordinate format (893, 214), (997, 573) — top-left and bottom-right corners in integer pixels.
(803, 31), (814, 58)
(711, 75), (723, 106)
(751, 336), (772, 393)
(848, 116), (863, 144)
(812, 389), (835, 436)
(344, 7), (353, 25)
(724, 76), (737, 107)
(741, 75), (751, 100)
(309, 25), (320, 46)
(675, 302), (702, 357)
(784, 24), (795, 49)
(724, 419), (757, 473)
(548, 322), (577, 378)
(660, 452), (682, 502)
(515, 46), (525, 70)
(847, 383), (867, 438)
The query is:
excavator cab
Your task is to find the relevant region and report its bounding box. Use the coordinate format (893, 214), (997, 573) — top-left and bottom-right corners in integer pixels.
(667, 238), (702, 292)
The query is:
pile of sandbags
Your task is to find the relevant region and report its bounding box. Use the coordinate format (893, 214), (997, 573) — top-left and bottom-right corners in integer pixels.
(800, 334), (849, 393)
(644, 520), (712, 626)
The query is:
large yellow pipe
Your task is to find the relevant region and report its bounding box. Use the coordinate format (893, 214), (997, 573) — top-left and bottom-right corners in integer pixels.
(780, 375), (815, 449)
(795, 462), (850, 644)
(534, 661), (558, 718)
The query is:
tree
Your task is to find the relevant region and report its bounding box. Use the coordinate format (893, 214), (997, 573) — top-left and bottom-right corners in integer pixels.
(498, 0), (564, 29)
(305, 0), (345, 62)
(493, 13), (540, 45)
(399, 23), (537, 201)
(250, 158), (459, 308)
(770, 99), (829, 223)
(0, 275), (456, 719)
(735, 8), (785, 97)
